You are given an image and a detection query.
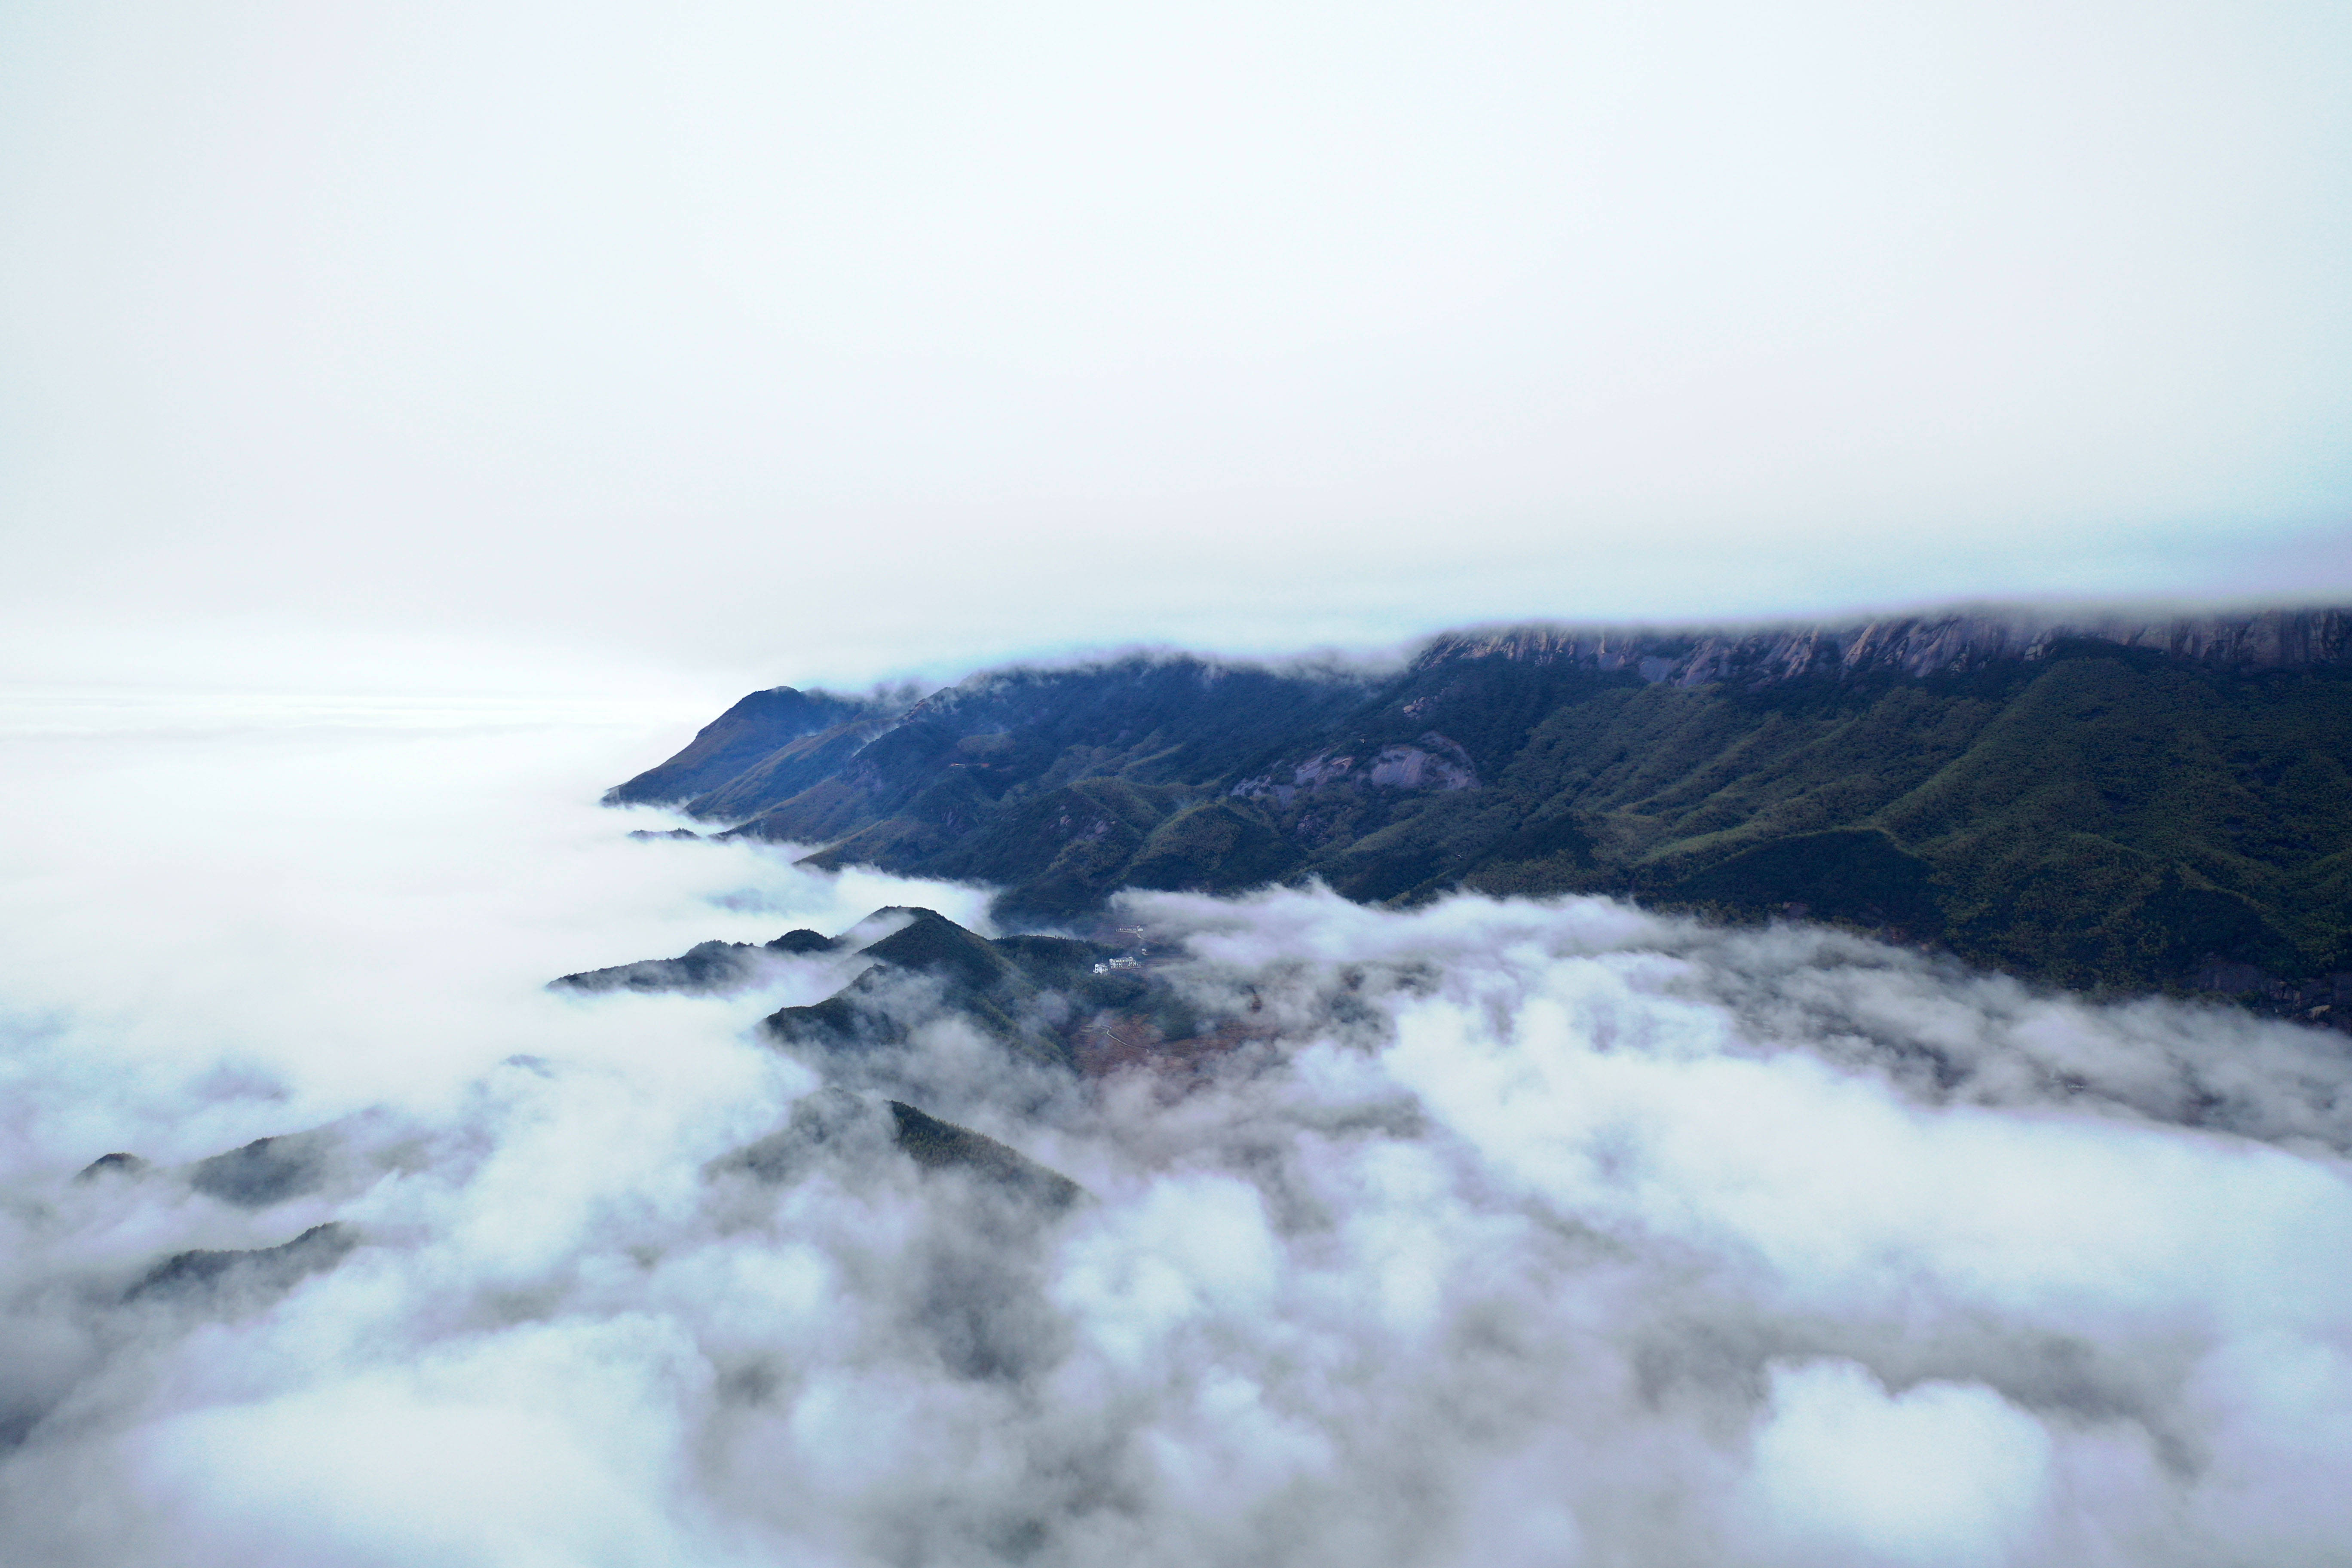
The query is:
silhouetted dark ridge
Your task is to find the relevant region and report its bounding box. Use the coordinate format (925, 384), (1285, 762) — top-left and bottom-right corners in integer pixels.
(610, 605), (2352, 994)
(75, 1152), (149, 1182)
(564, 906), (1225, 1076)
(757, 907), (1091, 1070)
(551, 929), (838, 995)
(855, 907), (1023, 993)
(124, 1222), (357, 1305)
(188, 1131), (336, 1208)
(887, 1100), (1085, 1208)
(709, 1086), (1084, 1210)
(603, 686), (901, 806)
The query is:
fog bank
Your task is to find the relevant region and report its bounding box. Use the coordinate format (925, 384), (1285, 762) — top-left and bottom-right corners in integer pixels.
(1, 710), (2348, 1565)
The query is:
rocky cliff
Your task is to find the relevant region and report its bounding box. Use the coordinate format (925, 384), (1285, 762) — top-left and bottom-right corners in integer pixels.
(1413, 606), (2352, 686)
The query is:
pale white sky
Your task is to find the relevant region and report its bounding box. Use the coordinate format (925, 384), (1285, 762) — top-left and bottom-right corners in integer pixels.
(3, 0), (2348, 701)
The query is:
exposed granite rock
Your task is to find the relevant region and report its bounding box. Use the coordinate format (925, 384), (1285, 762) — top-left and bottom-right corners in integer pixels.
(1234, 732), (1479, 803)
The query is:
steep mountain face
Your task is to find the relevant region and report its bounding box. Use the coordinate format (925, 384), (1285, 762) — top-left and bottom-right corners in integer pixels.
(613, 608), (2352, 992)
(603, 686), (905, 806)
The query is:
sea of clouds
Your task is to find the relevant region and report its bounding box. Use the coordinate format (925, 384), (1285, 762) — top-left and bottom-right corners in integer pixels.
(1, 704), (2348, 1566)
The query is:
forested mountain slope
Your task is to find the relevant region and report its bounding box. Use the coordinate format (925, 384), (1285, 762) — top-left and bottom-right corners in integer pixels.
(610, 608), (2352, 992)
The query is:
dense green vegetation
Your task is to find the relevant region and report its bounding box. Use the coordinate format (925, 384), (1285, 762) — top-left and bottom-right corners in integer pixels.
(616, 627), (2352, 994)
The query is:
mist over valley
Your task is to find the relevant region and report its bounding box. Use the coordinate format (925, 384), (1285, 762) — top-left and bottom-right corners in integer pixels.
(5, 615), (2352, 1565)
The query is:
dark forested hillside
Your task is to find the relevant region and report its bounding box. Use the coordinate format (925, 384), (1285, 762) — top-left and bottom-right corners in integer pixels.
(610, 608), (2352, 994)
(603, 685), (907, 807)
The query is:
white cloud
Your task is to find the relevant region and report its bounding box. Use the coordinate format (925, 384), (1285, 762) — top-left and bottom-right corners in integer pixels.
(1744, 1361), (2055, 1568)
(5, 714), (2351, 1562)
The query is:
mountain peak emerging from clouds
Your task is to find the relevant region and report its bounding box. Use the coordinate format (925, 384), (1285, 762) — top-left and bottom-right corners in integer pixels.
(612, 604), (2352, 997)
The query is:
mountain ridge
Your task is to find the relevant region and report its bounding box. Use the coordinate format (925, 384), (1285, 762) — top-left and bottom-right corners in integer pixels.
(610, 605), (2352, 994)
(1411, 605), (2352, 683)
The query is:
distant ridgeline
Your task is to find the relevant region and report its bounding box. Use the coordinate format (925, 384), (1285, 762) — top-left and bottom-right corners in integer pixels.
(609, 607), (2352, 1000)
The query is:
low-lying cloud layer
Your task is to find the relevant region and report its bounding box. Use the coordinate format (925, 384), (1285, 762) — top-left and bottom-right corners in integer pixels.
(3, 714), (2348, 1565)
